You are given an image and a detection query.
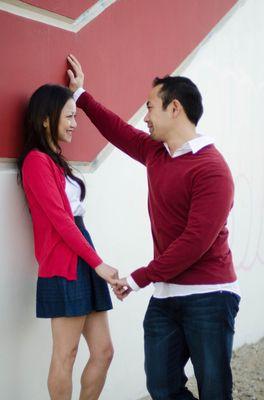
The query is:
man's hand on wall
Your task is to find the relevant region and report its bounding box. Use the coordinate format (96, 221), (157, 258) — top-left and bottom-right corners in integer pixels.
(67, 54), (84, 92)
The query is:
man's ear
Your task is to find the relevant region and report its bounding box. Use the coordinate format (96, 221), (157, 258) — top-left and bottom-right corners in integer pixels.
(172, 99), (182, 117)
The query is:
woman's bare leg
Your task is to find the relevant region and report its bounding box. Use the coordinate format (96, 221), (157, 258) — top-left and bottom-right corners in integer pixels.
(79, 311), (114, 400)
(48, 316), (86, 400)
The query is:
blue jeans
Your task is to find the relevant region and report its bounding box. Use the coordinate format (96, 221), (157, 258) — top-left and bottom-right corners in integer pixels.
(143, 291), (240, 400)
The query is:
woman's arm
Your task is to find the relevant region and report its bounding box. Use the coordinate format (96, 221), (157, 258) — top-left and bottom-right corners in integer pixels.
(23, 152), (118, 283)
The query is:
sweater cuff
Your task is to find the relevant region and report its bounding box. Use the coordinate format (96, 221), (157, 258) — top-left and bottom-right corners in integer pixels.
(127, 275), (140, 291)
(89, 255), (103, 269)
(131, 267), (151, 288)
(73, 87), (85, 102)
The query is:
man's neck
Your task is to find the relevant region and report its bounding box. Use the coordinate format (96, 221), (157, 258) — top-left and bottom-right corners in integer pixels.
(165, 125), (198, 155)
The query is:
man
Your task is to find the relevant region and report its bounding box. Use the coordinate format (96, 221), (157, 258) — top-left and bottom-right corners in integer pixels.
(67, 54), (240, 400)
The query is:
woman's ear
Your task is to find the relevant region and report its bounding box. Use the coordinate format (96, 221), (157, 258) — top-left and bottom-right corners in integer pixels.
(43, 117), (49, 129)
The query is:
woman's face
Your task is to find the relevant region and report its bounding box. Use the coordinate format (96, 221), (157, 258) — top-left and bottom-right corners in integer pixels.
(57, 98), (77, 143)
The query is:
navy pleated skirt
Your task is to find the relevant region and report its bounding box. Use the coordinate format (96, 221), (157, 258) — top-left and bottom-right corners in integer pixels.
(36, 216), (113, 318)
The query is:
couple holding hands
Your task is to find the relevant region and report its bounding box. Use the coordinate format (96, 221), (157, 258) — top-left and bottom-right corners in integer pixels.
(19, 55), (240, 400)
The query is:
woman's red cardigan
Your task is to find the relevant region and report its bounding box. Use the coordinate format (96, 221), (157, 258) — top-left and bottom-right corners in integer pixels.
(22, 150), (102, 280)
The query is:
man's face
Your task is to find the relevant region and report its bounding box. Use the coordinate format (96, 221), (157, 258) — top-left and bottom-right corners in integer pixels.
(144, 84), (173, 142)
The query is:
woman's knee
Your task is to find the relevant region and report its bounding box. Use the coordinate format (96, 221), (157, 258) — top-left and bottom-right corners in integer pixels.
(53, 344), (79, 369)
(91, 343), (114, 367)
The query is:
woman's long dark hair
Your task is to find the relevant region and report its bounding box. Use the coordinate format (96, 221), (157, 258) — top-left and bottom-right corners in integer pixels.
(17, 84), (85, 200)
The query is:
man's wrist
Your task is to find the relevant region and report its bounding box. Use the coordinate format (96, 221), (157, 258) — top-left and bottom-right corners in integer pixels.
(127, 275), (140, 291)
(73, 87), (85, 102)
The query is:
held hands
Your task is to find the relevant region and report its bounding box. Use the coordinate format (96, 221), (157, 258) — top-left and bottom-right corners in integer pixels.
(111, 278), (132, 301)
(67, 54), (84, 92)
(95, 265), (132, 301)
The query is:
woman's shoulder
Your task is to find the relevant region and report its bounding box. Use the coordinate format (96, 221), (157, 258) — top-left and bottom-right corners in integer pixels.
(22, 150), (64, 189)
(22, 150), (57, 178)
(23, 149), (54, 166)
(25, 149), (49, 160)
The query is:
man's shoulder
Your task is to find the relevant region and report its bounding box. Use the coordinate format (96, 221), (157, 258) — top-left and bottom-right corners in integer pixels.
(193, 145), (233, 181)
(197, 145), (229, 166)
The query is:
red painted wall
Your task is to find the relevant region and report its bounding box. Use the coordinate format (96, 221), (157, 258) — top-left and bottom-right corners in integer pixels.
(0, 0), (238, 161)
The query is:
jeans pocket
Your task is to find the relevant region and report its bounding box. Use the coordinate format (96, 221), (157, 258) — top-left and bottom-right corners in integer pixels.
(230, 292), (240, 314)
(224, 292), (240, 332)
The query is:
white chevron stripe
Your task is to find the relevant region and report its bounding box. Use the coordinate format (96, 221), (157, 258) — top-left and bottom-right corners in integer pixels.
(0, 0), (117, 31)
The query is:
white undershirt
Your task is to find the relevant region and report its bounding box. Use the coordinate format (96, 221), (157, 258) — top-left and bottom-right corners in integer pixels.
(127, 135), (240, 298)
(65, 177), (86, 217)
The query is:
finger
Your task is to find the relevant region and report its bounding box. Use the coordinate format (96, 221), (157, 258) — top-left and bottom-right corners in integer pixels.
(110, 278), (124, 287)
(67, 56), (80, 74)
(115, 279), (125, 286)
(118, 291), (129, 300)
(109, 279), (119, 287)
(67, 55), (77, 69)
(68, 53), (80, 66)
(113, 291), (123, 300)
(113, 287), (126, 295)
(67, 69), (75, 80)
(114, 284), (126, 291)
(68, 54), (82, 70)
(111, 285), (123, 292)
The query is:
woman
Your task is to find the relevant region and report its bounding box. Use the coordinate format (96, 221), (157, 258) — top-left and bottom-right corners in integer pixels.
(17, 84), (117, 400)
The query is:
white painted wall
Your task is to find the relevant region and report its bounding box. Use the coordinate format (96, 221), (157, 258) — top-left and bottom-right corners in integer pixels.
(1, 0), (263, 399)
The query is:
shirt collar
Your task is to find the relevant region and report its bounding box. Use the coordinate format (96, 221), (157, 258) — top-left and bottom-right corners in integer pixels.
(164, 134), (214, 158)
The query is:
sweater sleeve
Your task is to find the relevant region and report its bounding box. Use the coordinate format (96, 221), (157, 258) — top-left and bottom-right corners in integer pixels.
(131, 165), (234, 288)
(22, 153), (102, 268)
(77, 91), (158, 165)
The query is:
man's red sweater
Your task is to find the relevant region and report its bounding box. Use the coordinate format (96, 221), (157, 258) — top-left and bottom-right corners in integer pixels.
(77, 91), (237, 288)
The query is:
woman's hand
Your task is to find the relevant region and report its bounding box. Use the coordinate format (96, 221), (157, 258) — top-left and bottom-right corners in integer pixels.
(67, 54), (84, 92)
(112, 278), (132, 301)
(95, 262), (119, 285)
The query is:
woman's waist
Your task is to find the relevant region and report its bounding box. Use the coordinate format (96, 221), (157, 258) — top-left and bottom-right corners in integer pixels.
(74, 215), (86, 231)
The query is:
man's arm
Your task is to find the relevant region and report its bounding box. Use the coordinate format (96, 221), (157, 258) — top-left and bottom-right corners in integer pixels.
(130, 166), (234, 288)
(67, 54), (159, 165)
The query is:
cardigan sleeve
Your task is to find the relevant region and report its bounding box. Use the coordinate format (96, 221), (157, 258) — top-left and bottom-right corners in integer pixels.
(131, 164), (234, 287)
(77, 91), (160, 165)
(22, 152), (102, 268)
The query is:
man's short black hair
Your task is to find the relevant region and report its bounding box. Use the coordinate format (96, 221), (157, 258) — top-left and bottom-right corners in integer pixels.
(153, 76), (203, 126)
